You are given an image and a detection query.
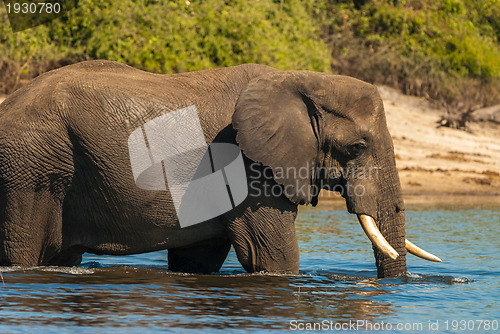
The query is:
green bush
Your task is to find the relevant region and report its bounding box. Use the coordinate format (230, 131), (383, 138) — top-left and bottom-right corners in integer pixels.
(0, 0), (331, 93)
(313, 0), (500, 108)
(1, 0), (499, 111)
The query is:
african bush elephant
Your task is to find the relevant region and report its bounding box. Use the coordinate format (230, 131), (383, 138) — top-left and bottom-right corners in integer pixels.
(0, 61), (440, 278)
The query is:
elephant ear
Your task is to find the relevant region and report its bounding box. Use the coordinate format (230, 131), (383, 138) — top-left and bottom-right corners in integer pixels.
(232, 71), (321, 205)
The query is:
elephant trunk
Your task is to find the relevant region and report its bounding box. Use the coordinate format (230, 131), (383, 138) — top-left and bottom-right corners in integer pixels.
(364, 145), (443, 276)
(343, 148), (408, 278)
(371, 155), (408, 278)
(371, 182), (407, 278)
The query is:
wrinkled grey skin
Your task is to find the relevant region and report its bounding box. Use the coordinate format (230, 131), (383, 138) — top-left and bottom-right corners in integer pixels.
(0, 61), (406, 278)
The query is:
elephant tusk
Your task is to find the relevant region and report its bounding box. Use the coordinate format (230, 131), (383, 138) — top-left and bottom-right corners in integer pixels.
(405, 239), (442, 262)
(357, 214), (399, 260)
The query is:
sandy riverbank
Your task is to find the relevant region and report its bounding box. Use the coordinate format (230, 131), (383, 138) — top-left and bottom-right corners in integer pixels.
(1, 86), (499, 197)
(379, 86), (499, 196)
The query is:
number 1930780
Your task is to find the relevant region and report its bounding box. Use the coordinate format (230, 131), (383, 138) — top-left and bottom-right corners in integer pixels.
(5, 2), (61, 14)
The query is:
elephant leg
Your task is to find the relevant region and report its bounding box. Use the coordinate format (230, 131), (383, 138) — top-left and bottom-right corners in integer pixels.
(46, 248), (83, 266)
(227, 201), (300, 274)
(168, 237), (231, 274)
(0, 189), (64, 266)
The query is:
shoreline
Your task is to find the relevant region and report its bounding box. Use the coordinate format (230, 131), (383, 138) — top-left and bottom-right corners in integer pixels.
(317, 192), (500, 204)
(380, 86), (500, 198)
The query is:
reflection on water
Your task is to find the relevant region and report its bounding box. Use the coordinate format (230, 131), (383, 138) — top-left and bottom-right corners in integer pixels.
(0, 198), (498, 332)
(0, 267), (396, 330)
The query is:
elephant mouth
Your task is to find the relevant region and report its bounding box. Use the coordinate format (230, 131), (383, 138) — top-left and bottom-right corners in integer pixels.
(357, 214), (442, 263)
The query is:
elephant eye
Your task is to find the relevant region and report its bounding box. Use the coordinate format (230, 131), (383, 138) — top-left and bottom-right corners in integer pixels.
(348, 142), (367, 156)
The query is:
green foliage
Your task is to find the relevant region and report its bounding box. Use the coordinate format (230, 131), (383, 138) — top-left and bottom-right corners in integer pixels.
(1, 0), (499, 109)
(313, 0), (500, 107)
(0, 0), (330, 92)
(318, 0), (500, 78)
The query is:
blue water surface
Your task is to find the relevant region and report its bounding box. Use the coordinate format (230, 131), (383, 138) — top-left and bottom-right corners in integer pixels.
(0, 197), (498, 333)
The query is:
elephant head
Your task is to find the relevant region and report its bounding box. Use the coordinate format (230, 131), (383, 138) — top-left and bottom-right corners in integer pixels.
(232, 71), (440, 278)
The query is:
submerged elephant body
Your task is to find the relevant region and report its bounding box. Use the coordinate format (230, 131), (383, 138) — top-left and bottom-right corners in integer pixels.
(0, 61), (437, 277)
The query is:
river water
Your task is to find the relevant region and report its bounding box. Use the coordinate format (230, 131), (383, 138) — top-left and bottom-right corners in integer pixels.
(0, 197), (498, 333)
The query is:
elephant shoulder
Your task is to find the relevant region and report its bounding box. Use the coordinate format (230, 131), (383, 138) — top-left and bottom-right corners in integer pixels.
(237, 63), (280, 81)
